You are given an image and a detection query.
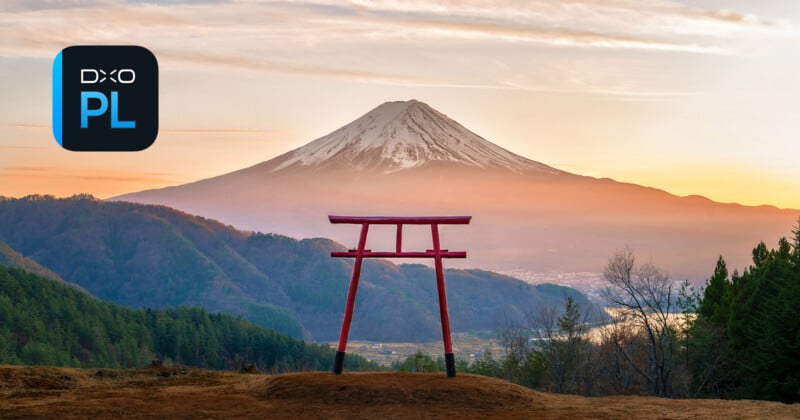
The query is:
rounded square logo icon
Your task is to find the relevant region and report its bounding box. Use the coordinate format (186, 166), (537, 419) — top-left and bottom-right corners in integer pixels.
(53, 46), (158, 151)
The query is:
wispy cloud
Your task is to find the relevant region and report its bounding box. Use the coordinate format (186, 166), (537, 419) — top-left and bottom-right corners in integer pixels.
(0, 0), (794, 96)
(1, 123), (48, 129)
(161, 128), (276, 134)
(356, 16), (729, 54)
(499, 80), (702, 101)
(0, 123), (283, 136)
(0, 145), (47, 150)
(0, 165), (173, 183)
(1, 1), (791, 56)
(159, 49), (420, 83)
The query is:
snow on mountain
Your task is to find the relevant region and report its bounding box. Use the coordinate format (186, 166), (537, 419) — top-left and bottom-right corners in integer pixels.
(272, 99), (563, 174)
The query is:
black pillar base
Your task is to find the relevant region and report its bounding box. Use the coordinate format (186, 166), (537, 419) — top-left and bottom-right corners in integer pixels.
(445, 352), (456, 378)
(333, 350), (346, 374)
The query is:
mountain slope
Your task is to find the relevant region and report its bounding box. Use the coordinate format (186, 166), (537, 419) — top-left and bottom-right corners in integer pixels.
(268, 99), (563, 174)
(115, 100), (798, 279)
(0, 196), (595, 342)
(0, 240), (65, 283)
(0, 195), (305, 338)
(0, 265), (374, 371)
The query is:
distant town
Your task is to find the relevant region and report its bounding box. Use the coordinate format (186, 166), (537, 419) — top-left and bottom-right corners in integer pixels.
(499, 270), (606, 301)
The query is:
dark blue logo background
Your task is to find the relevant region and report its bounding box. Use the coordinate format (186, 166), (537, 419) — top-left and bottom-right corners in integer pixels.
(53, 46), (158, 151)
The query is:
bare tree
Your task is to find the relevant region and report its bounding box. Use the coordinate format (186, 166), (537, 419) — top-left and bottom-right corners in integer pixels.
(601, 248), (680, 397)
(534, 296), (594, 394)
(594, 318), (645, 395)
(499, 296), (594, 394)
(499, 319), (537, 386)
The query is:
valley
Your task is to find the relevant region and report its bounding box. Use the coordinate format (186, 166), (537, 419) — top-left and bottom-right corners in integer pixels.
(333, 334), (505, 367)
(0, 196), (596, 343)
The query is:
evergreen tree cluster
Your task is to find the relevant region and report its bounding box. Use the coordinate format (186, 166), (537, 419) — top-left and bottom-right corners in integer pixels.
(392, 220), (800, 404)
(0, 265), (376, 372)
(689, 219), (800, 402)
(393, 349), (504, 378)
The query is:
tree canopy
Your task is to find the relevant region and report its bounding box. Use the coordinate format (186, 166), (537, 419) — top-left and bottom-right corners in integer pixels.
(0, 265), (376, 372)
(690, 218), (800, 402)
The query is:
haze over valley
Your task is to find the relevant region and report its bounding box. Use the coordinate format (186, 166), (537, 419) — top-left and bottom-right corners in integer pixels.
(116, 100), (798, 281)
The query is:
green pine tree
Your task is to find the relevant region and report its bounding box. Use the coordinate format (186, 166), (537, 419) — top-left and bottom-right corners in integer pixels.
(697, 256), (730, 326)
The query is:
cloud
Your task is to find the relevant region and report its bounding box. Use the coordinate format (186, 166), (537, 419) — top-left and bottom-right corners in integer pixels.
(1, 123), (48, 129)
(341, 0), (791, 37)
(161, 128), (290, 143)
(158, 49), (421, 83)
(0, 165), (61, 172)
(0, 145), (48, 150)
(0, 123), (285, 138)
(161, 128), (276, 134)
(359, 16), (729, 54)
(0, 0), (794, 97)
(0, 165), (173, 183)
(1, 1), (790, 57)
(499, 80), (702, 101)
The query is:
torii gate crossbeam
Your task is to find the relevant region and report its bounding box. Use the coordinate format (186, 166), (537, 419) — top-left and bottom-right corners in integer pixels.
(329, 215), (471, 378)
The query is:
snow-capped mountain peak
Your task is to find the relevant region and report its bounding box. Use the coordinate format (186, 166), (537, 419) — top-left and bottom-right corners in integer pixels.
(272, 100), (562, 174)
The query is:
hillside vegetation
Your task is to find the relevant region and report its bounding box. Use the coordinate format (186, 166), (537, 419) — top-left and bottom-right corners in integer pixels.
(0, 265), (374, 372)
(687, 222), (800, 402)
(0, 241), (65, 283)
(385, 221), (800, 404)
(0, 195), (595, 342)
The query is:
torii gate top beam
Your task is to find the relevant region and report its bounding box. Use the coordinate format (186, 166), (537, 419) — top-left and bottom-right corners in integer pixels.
(329, 215), (470, 258)
(329, 215), (471, 225)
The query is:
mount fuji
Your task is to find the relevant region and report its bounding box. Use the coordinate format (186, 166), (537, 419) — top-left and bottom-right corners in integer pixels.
(267, 99), (560, 174)
(115, 100), (797, 279)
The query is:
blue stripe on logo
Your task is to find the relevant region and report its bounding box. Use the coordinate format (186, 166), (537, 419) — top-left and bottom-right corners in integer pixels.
(52, 50), (63, 146)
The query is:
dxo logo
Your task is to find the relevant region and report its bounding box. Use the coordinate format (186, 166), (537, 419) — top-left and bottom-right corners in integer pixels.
(53, 46), (158, 151)
(79, 69), (137, 129)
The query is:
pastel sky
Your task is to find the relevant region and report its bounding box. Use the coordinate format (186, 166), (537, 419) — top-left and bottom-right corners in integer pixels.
(1, 0), (799, 209)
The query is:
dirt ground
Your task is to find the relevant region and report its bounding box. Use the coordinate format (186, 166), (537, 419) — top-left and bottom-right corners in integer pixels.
(1, 365), (798, 419)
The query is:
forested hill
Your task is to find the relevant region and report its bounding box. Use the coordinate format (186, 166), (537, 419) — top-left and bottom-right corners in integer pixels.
(0, 195), (596, 342)
(0, 265), (375, 371)
(0, 241), (66, 284)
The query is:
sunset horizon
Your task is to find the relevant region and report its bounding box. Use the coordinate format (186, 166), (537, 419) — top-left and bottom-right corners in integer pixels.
(1, 97), (799, 212)
(2, 1), (799, 210)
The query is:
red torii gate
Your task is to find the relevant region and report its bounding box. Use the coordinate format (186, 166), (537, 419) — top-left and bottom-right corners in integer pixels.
(329, 215), (471, 378)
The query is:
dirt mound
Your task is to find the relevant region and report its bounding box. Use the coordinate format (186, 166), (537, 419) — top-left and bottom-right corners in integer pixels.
(259, 372), (544, 413)
(0, 366), (79, 390)
(1, 366), (798, 419)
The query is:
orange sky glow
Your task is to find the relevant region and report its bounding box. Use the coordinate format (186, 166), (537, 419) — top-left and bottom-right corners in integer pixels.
(1, 1), (799, 210)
